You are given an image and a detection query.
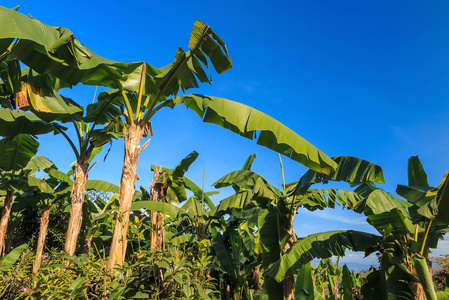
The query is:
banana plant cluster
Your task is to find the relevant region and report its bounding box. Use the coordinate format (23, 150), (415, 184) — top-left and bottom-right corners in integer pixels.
(1, 4), (449, 300)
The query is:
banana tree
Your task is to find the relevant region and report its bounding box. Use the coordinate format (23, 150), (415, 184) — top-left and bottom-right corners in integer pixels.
(92, 21), (340, 269)
(0, 155), (55, 257)
(357, 156), (449, 300)
(0, 6), (339, 268)
(8, 156), (73, 274)
(0, 133), (51, 256)
(212, 155), (384, 299)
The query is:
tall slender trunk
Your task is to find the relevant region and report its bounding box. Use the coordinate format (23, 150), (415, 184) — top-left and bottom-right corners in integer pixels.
(0, 190), (14, 257)
(64, 158), (89, 257)
(108, 124), (144, 270)
(5, 219), (17, 254)
(149, 168), (167, 250)
(283, 216), (297, 300)
(33, 205), (51, 274)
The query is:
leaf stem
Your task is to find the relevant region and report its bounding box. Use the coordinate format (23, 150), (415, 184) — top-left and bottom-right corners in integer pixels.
(419, 174), (449, 255)
(54, 125), (80, 160)
(279, 154), (286, 191)
(135, 63), (146, 120)
(101, 65), (135, 123)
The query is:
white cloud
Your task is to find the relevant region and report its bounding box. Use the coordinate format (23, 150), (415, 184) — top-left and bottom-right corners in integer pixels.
(301, 208), (368, 225)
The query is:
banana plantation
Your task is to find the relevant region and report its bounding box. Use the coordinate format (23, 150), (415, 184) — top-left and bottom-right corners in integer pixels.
(1, 5), (449, 300)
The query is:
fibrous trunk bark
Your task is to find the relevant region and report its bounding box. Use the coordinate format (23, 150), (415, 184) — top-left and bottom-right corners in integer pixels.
(408, 259), (432, 300)
(64, 158), (89, 257)
(33, 206), (51, 274)
(0, 190), (14, 257)
(149, 168), (167, 250)
(108, 124), (144, 270)
(4, 219), (17, 254)
(283, 217), (297, 300)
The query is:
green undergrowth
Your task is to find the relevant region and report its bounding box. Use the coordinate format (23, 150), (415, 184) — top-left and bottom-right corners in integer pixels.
(0, 247), (219, 300)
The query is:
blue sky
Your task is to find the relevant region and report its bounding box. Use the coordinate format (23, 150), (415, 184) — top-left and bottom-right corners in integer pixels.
(6, 1), (449, 265)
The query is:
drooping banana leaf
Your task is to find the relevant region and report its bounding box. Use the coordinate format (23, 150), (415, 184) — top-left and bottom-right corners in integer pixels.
(172, 94), (338, 174)
(17, 82), (84, 123)
(0, 134), (39, 172)
(27, 176), (54, 194)
(418, 171), (449, 225)
(299, 156), (385, 188)
(130, 200), (182, 218)
(367, 208), (415, 236)
(168, 233), (196, 246)
(85, 180), (120, 194)
(265, 230), (380, 282)
(212, 190), (255, 214)
(0, 107), (55, 136)
(355, 189), (412, 215)
(0, 5), (123, 87)
(298, 188), (362, 211)
(24, 155), (55, 173)
(214, 169), (279, 198)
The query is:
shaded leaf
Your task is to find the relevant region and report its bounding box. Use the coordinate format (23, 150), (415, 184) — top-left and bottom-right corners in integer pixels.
(299, 156), (385, 188)
(266, 230), (379, 282)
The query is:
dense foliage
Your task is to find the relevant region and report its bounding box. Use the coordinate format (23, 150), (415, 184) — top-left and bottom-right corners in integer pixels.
(0, 5), (448, 300)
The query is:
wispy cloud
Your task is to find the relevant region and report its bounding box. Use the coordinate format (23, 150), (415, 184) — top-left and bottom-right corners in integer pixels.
(301, 209), (368, 225)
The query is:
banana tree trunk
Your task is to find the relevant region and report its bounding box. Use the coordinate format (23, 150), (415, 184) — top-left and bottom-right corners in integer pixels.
(5, 219), (17, 254)
(149, 168), (167, 250)
(83, 236), (93, 254)
(64, 158), (89, 257)
(0, 190), (13, 256)
(408, 258), (436, 300)
(283, 219), (297, 300)
(33, 205), (51, 274)
(108, 123), (144, 270)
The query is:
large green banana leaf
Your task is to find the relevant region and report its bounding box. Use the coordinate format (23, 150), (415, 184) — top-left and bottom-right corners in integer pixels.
(298, 188), (362, 211)
(367, 208), (415, 235)
(85, 20), (233, 122)
(0, 134), (39, 172)
(85, 180), (120, 194)
(130, 200), (182, 218)
(299, 156), (385, 188)
(172, 94), (338, 174)
(0, 243), (28, 270)
(294, 263), (315, 300)
(407, 156), (429, 187)
(212, 190), (255, 213)
(265, 230), (380, 282)
(0, 5), (122, 87)
(154, 20), (232, 97)
(0, 60), (21, 96)
(214, 169), (279, 197)
(418, 170), (449, 226)
(210, 227), (240, 284)
(0, 107), (55, 136)
(355, 189), (411, 215)
(23, 155), (55, 174)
